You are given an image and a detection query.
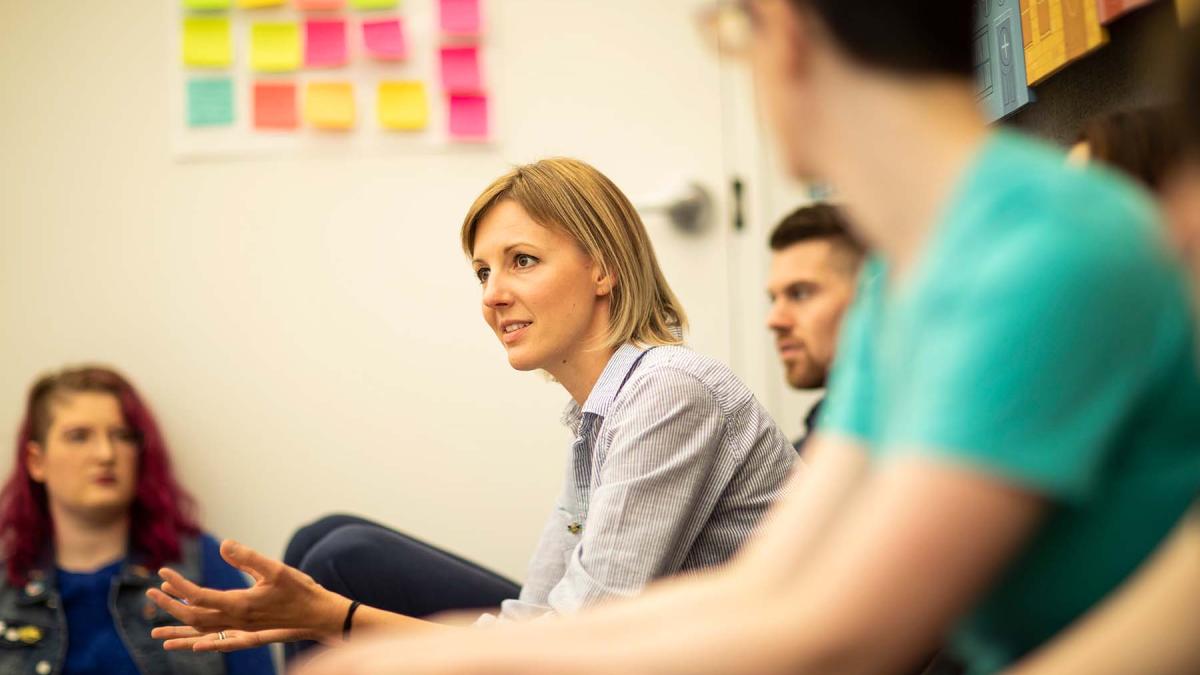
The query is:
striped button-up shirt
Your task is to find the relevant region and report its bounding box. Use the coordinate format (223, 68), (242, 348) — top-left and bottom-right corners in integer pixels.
(490, 343), (797, 621)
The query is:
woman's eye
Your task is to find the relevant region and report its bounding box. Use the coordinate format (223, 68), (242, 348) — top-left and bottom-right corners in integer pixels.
(475, 268), (490, 284)
(514, 254), (537, 268)
(112, 429), (137, 444)
(65, 429), (89, 443)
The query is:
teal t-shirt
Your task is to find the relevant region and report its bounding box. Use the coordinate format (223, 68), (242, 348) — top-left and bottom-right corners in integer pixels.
(821, 131), (1200, 674)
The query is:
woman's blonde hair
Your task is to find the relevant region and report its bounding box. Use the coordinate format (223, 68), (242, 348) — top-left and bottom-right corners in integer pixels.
(461, 158), (687, 350)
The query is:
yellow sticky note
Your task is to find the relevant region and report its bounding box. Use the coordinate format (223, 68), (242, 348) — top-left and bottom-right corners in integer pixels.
(251, 22), (301, 73)
(377, 82), (428, 130)
(305, 82), (356, 130)
(182, 17), (232, 68)
(239, 0), (286, 7)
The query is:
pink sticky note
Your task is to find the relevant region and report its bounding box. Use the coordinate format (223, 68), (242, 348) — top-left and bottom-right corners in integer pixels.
(448, 94), (488, 139)
(362, 18), (407, 60)
(305, 19), (347, 67)
(439, 0), (480, 35)
(439, 45), (482, 94)
(295, 0), (344, 8)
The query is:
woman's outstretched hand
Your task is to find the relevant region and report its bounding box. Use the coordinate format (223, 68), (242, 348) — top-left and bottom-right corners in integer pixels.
(147, 539), (350, 649)
(152, 626), (308, 653)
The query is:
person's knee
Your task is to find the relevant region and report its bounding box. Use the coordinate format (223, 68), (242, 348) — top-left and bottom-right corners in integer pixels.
(298, 524), (394, 591)
(283, 513), (366, 568)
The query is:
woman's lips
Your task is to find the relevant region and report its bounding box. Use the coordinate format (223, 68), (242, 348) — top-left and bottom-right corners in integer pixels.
(502, 322), (532, 345)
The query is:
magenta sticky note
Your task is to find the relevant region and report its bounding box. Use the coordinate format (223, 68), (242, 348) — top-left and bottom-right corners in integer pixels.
(439, 0), (480, 35)
(305, 19), (347, 67)
(362, 18), (407, 60)
(439, 45), (482, 94)
(449, 94), (488, 139)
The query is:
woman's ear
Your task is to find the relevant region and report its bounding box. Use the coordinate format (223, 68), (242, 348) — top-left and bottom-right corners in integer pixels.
(594, 265), (617, 297)
(26, 442), (47, 483)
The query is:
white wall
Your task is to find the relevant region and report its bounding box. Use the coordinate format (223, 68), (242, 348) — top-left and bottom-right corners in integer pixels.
(0, 0), (799, 580)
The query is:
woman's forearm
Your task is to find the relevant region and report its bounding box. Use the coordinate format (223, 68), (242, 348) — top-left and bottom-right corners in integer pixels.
(338, 604), (451, 643)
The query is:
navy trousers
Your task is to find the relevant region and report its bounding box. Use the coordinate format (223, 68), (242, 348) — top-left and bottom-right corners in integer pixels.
(281, 514), (521, 662)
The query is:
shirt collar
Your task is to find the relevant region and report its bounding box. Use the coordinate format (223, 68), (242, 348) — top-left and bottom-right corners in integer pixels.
(560, 343), (648, 431)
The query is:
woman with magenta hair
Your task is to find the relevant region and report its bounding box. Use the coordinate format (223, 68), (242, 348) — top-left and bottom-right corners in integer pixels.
(0, 366), (275, 675)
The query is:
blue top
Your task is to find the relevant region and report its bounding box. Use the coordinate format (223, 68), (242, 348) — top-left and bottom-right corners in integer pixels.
(821, 131), (1200, 673)
(57, 534), (275, 675)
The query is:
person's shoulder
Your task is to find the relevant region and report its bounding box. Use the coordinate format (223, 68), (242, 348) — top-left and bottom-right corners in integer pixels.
(976, 131), (1159, 240)
(627, 346), (754, 413)
(938, 132), (1175, 302)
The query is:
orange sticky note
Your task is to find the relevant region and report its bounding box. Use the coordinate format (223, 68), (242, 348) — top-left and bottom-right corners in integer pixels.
(182, 17), (232, 68)
(251, 22), (302, 72)
(305, 19), (347, 67)
(439, 45), (482, 94)
(254, 82), (298, 130)
(304, 82), (356, 129)
(448, 94), (487, 139)
(378, 81), (428, 130)
(239, 0), (286, 7)
(295, 0), (344, 7)
(362, 18), (407, 60)
(439, 0), (480, 35)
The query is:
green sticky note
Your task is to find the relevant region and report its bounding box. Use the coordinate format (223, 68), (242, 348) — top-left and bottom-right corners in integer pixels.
(182, 17), (232, 68)
(187, 78), (234, 127)
(183, 0), (231, 10)
(350, 0), (398, 9)
(251, 22), (301, 73)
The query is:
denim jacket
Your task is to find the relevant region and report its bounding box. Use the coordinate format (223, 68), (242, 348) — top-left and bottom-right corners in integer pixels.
(0, 536), (225, 675)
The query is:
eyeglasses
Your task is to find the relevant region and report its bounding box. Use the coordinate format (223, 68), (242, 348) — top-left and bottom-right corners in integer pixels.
(694, 0), (757, 60)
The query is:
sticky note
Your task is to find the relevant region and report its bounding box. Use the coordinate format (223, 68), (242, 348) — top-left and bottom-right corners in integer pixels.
(305, 19), (347, 67)
(439, 0), (480, 35)
(251, 22), (302, 72)
(187, 78), (234, 127)
(349, 0), (397, 9)
(182, 17), (232, 68)
(239, 0), (286, 7)
(304, 82), (356, 129)
(362, 18), (407, 60)
(184, 0), (232, 10)
(295, 0), (344, 8)
(254, 82), (298, 130)
(377, 81), (428, 130)
(439, 46), (482, 94)
(448, 94), (487, 139)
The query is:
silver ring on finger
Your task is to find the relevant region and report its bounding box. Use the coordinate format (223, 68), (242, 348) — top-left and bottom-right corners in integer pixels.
(218, 631), (227, 641)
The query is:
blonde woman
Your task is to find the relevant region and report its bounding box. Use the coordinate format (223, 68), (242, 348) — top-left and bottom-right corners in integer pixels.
(146, 158), (797, 655)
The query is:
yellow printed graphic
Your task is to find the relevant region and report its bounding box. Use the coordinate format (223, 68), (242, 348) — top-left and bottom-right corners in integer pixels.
(1018, 0), (1107, 85)
(1180, 0), (1199, 22)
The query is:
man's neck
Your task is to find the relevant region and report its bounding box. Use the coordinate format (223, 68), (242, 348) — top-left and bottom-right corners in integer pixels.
(51, 505), (130, 573)
(817, 72), (991, 279)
